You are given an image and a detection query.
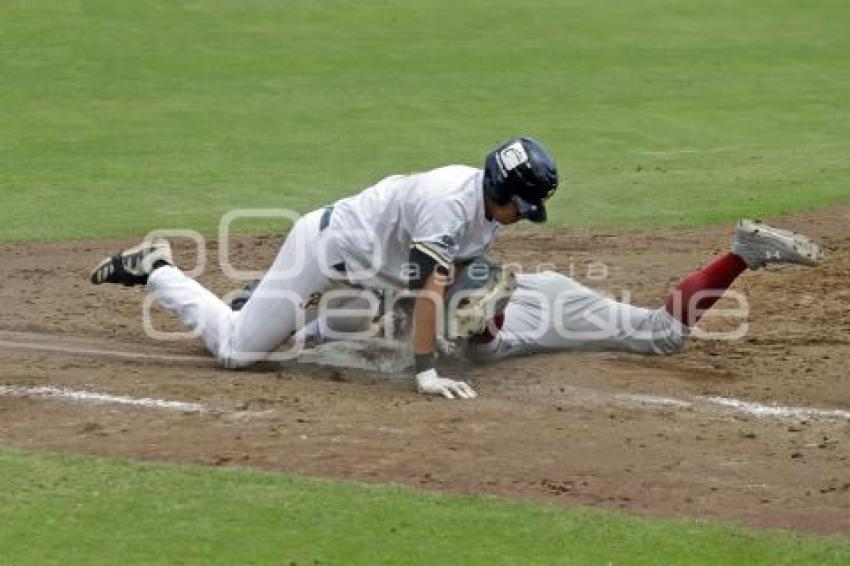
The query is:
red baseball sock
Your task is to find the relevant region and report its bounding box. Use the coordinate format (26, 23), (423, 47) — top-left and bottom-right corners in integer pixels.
(664, 252), (748, 327)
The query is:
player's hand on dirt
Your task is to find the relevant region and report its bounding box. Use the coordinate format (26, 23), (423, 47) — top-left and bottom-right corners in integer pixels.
(415, 369), (477, 399)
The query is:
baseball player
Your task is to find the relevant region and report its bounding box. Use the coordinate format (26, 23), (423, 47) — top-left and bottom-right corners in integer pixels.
(89, 137), (559, 399)
(466, 220), (823, 361)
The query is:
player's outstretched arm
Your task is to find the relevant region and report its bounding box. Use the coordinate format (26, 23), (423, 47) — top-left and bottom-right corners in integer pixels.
(411, 271), (477, 400)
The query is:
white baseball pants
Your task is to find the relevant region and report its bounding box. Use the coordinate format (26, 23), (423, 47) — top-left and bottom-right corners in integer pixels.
(469, 272), (689, 363)
(147, 209), (335, 368)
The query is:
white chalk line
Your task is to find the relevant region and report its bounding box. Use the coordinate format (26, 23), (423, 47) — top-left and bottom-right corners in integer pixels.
(704, 396), (850, 420)
(0, 385), (279, 421)
(612, 393), (692, 408)
(0, 385), (206, 413)
(0, 338), (212, 364)
(607, 391), (850, 421)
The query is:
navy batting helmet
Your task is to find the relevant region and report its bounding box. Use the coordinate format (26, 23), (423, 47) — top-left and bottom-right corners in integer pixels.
(483, 137), (558, 223)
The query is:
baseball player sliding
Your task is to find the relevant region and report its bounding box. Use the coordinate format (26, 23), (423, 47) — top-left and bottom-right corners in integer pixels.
(89, 137), (559, 400)
(465, 220), (823, 362)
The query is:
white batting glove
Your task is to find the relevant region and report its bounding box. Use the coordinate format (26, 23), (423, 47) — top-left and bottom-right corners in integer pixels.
(415, 369), (477, 400)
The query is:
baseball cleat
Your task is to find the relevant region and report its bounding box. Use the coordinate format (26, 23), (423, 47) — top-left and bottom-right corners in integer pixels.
(732, 219), (823, 270)
(90, 239), (173, 286)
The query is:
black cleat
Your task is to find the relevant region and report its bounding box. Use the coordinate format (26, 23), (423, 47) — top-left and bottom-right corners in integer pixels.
(90, 239), (173, 286)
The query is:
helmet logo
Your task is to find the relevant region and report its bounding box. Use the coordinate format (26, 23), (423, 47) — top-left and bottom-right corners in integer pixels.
(498, 141), (529, 173)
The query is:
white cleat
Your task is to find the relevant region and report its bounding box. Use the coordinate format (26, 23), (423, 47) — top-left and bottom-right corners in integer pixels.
(732, 219), (823, 270)
(90, 239), (173, 286)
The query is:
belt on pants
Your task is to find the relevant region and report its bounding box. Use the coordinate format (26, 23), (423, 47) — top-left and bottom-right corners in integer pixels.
(319, 206), (334, 231)
(318, 206), (346, 273)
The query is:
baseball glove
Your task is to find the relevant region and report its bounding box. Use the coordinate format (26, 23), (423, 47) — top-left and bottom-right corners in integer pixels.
(444, 257), (516, 340)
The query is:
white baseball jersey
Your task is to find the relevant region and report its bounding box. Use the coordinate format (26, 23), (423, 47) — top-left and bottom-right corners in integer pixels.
(469, 272), (689, 362)
(326, 165), (501, 289)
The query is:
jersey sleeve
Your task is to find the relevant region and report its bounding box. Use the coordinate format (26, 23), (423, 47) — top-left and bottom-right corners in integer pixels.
(409, 198), (470, 271)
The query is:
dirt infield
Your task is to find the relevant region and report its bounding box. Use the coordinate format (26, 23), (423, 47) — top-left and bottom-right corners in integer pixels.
(1, 206), (849, 535)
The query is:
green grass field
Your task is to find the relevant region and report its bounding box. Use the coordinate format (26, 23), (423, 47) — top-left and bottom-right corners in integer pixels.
(2, 1), (850, 563)
(2, 0), (849, 242)
(1, 449), (848, 565)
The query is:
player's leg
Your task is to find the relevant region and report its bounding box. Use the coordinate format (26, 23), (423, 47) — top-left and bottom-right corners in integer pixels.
(538, 274), (689, 356)
(467, 277), (688, 362)
(143, 264), (236, 359)
(470, 220), (823, 361)
(88, 237), (237, 346)
(664, 219), (822, 326)
(203, 209), (333, 367)
(92, 246), (243, 363)
(91, 209), (333, 368)
(555, 219), (823, 354)
(466, 271), (685, 360)
(662, 253), (747, 327)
